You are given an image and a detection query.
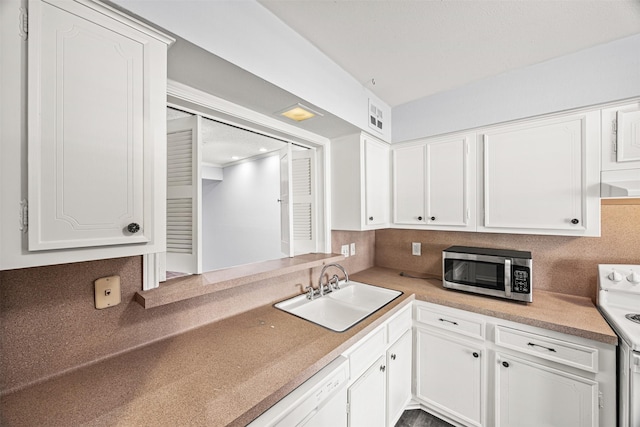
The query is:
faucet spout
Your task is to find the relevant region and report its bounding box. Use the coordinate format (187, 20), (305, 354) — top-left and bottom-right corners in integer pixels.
(318, 263), (349, 295)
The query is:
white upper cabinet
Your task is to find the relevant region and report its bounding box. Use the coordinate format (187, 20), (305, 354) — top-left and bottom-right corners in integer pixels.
(28, 0), (172, 251)
(332, 132), (390, 230)
(479, 111), (601, 236)
(392, 144), (426, 225)
(600, 101), (640, 198)
(0, 0), (172, 269)
(393, 133), (476, 230)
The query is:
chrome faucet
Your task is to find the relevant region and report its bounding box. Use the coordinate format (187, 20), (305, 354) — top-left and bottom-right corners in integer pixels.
(317, 263), (349, 296)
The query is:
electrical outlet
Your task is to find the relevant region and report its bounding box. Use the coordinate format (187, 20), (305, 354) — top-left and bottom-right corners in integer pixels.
(94, 275), (121, 309)
(412, 242), (421, 256)
(341, 244), (350, 258)
(350, 243), (356, 256)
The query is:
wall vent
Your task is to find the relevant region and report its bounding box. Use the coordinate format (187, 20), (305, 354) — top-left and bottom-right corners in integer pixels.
(368, 99), (383, 133)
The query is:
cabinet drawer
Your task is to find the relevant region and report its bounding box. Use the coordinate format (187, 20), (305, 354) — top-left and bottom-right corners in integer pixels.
(387, 305), (412, 344)
(345, 326), (387, 380)
(415, 305), (485, 340)
(495, 326), (598, 373)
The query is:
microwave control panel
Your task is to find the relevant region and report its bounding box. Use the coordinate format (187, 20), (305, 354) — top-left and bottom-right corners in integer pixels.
(512, 267), (531, 294)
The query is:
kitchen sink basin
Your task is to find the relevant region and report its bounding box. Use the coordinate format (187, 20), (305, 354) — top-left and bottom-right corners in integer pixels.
(274, 281), (402, 332)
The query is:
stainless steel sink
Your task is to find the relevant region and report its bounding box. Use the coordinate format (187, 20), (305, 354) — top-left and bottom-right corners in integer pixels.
(274, 281), (402, 332)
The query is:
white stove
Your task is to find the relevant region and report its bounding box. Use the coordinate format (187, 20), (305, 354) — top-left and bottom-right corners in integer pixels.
(597, 264), (640, 427)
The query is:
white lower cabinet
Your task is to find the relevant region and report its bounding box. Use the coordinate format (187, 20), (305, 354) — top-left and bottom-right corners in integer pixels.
(413, 301), (615, 427)
(386, 330), (412, 427)
(415, 328), (484, 427)
(347, 329), (412, 427)
(494, 353), (597, 427)
(344, 304), (413, 427)
(348, 355), (387, 427)
(256, 301), (614, 427)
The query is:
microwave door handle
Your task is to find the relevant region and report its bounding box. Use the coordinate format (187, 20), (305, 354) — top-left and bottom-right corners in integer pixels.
(504, 259), (512, 297)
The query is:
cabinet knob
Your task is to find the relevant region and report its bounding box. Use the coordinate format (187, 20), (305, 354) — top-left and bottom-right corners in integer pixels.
(570, 218), (579, 225)
(502, 361), (510, 368)
(417, 216), (423, 221)
(430, 216), (436, 221)
(391, 354), (397, 360)
(473, 352), (479, 358)
(127, 223), (141, 234)
(380, 365), (386, 372)
(369, 216), (374, 221)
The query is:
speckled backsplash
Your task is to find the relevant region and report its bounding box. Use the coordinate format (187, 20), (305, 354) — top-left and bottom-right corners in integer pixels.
(375, 202), (640, 300)
(0, 232), (375, 394)
(0, 202), (637, 394)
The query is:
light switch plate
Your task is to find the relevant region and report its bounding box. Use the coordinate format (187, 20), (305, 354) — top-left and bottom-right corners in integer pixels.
(350, 243), (356, 256)
(341, 244), (350, 258)
(95, 275), (121, 309)
(412, 242), (421, 256)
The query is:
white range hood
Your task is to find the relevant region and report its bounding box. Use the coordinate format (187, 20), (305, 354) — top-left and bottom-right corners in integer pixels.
(601, 169), (640, 197)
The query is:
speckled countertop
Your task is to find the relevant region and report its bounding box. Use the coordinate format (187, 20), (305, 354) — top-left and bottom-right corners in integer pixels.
(0, 267), (617, 427)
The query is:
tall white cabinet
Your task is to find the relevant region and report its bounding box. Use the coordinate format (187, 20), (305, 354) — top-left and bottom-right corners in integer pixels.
(0, 0), (172, 269)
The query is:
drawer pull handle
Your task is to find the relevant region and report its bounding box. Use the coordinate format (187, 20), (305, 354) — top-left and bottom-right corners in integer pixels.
(380, 365), (386, 373)
(391, 354), (397, 360)
(438, 318), (458, 326)
(527, 342), (556, 352)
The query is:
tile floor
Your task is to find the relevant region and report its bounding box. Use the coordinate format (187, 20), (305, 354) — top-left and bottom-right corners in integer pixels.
(395, 409), (454, 427)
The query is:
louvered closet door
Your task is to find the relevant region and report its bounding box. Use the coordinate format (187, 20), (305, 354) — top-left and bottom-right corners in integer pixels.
(292, 149), (316, 255)
(166, 116), (202, 274)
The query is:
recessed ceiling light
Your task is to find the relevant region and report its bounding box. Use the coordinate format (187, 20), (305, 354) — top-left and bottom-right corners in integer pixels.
(231, 156), (240, 160)
(279, 103), (323, 122)
(259, 147), (268, 152)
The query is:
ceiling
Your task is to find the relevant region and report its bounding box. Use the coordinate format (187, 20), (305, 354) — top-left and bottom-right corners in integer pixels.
(167, 107), (288, 167)
(258, 0), (640, 107)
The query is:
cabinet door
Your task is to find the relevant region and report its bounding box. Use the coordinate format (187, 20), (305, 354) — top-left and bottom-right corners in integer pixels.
(616, 109), (640, 163)
(415, 328), (483, 427)
(27, 0), (163, 250)
(425, 135), (471, 227)
(386, 330), (412, 427)
(601, 102), (640, 171)
(481, 112), (600, 236)
(392, 145), (426, 224)
(348, 356), (386, 427)
(495, 354), (597, 427)
(364, 137), (390, 227)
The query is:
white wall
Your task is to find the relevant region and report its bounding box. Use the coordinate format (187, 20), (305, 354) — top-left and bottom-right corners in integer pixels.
(201, 155), (284, 271)
(110, 0), (391, 142)
(393, 34), (640, 142)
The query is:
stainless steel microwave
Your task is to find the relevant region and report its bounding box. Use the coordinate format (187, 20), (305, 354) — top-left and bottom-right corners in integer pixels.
(442, 246), (533, 303)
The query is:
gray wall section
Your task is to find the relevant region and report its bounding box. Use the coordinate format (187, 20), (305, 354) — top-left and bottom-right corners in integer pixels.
(392, 34), (640, 142)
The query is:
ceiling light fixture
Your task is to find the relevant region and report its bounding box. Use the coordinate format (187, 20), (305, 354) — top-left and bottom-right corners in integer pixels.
(231, 156), (240, 160)
(279, 103), (323, 122)
(259, 147), (268, 152)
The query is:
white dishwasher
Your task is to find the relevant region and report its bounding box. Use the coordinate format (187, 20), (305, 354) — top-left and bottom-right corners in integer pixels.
(248, 356), (349, 427)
